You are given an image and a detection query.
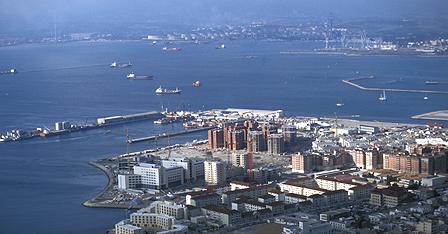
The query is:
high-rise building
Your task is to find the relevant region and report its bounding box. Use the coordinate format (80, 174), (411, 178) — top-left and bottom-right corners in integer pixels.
(348, 149), (366, 169)
(208, 129), (224, 149)
(267, 133), (285, 155)
(223, 125), (245, 151)
(247, 130), (266, 152)
(365, 150), (380, 170)
(230, 129), (245, 150)
(292, 153), (315, 173)
(282, 125), (297, 146)
(232, 153), (249, 169)
(204, 160), (227, 185)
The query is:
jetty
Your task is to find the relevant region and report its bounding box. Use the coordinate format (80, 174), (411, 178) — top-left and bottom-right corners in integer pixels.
(127, 126), (215, 144)
(412, 110), (448, 121)
(342, 76), (448, 94)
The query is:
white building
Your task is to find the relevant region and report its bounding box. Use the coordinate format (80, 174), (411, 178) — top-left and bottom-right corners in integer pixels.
(204, 160), (227, 185)
(118, 163), (184, 190)
(118, 174), (141, 190)
(161, 157), (204, 182)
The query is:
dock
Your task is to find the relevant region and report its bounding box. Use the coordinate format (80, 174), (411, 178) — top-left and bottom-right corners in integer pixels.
(1, 111), (162, 143)
(127, 126), (215, 144)
(342, 76), (448, 94)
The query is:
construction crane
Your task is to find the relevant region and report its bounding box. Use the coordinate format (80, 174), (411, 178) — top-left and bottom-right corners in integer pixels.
(247, 132), (254, 170)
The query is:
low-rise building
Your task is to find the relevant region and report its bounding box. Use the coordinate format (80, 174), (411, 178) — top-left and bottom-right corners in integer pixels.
(369, 187), (410, 207)
(221, 184), (272, 205)
(186, 192), (221, 208)
(201, 205), (241, 226)
(115, 212), (187, 234)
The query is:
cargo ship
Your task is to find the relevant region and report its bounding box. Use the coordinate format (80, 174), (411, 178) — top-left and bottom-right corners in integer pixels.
(127, 72), (153, 80)
(155, 86), (182, 95)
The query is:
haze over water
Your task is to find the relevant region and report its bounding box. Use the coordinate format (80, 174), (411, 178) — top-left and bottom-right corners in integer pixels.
(0, 40), (447, 233)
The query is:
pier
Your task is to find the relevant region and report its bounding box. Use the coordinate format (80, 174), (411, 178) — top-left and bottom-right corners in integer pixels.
(0, 111), (162, 143)
(127, 126), (215, 144)
(342, 76), (448, 94)
(412, 110), (448, 121)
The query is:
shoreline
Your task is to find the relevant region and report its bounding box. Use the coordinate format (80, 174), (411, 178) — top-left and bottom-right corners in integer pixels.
(83, 160), (147, 209)
(82, 160), (117, 208)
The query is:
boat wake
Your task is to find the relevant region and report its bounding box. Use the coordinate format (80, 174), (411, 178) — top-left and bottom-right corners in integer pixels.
(20, 64), (108, 73)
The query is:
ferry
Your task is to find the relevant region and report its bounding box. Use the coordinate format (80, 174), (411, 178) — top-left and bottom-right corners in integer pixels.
(155, 86), (182, 95)
(192, 81), (201, 87)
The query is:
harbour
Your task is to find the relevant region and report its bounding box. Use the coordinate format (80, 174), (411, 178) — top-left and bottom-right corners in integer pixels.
(0, 111), (163, 143)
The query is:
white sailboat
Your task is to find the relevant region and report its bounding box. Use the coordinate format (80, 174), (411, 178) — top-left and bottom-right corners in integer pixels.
(378, 90), (387, 101)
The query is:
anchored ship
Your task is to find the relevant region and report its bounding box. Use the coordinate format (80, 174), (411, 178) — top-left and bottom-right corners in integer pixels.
(126, 72), (153, 80)
(162, 47), (181, 52)
(155, 86), (182, 95)
(110, 61), (132, 68)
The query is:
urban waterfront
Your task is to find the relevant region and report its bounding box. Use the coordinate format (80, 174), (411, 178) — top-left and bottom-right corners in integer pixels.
(0, 40), (447, 234)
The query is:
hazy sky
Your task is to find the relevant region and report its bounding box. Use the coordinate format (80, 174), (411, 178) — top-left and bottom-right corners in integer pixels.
(1, 0), (447, 36)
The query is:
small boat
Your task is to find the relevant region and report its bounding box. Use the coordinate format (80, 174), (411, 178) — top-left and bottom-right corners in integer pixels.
(425, 81), (439, 85)
(0, 68), (18, 75)
(423, 96), (429, 100)
(155, 86), (182, 95)
(216, 44), (225, 49)
(336, 103), (344, 107)
(379, 90), (387, 101)
(192, 81), (201, 87)
(162, 47), (181, 52)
